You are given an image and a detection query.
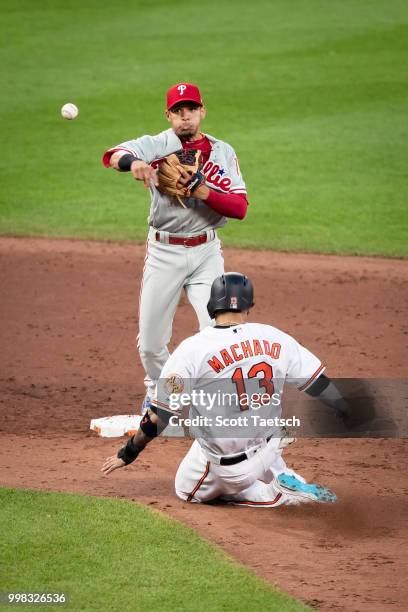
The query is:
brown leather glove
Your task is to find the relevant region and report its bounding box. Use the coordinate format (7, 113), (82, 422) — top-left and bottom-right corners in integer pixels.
(157, 149), (205, 207)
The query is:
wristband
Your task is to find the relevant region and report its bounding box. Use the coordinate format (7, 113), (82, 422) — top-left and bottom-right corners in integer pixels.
(140, 411), (158, 438)
(118, 153), (140, 172)
(117, 437), (141, 464)
(188, 171), (205, 194)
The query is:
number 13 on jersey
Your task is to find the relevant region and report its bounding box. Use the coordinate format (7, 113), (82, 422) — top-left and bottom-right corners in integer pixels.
(232, 361), (275, 411)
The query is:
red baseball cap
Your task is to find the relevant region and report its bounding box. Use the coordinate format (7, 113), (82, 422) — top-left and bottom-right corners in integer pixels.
(166, 82), (203, 110)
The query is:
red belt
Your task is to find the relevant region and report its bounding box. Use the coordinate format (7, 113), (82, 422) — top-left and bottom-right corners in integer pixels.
(155, 232), (208, 247)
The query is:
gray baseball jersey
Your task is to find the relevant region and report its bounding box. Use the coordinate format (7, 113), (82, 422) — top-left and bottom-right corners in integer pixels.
(104, 129), (247, 235)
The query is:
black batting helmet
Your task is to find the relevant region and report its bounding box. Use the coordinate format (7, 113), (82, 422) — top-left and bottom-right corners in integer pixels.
(207, 272), (254, 319)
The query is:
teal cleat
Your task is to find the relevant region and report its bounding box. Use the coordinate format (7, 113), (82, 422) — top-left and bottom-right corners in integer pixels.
(277, 473), (338, 503)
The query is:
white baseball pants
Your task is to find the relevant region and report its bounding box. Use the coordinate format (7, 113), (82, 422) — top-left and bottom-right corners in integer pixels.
(175, 440), (305, 507)
(138, 231), (224, 394)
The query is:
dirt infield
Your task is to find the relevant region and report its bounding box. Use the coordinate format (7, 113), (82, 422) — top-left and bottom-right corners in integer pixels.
(1, 236), (407, 611)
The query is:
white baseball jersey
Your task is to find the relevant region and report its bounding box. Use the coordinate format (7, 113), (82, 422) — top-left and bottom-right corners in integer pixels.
(103, 129), (247, 235)
(152, 322), (325, 458)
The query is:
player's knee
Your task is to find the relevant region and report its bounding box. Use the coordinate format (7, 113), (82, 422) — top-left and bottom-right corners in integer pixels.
(175, 487), (187, 501)
(175, 470), (200, 503)
(138, 344), (163, 361)
(175, 485), (202, 503)
(175, 488), (194, 503)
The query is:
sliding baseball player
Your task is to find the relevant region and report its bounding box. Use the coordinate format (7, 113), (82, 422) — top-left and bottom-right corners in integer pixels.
(101, 273), (376, 507)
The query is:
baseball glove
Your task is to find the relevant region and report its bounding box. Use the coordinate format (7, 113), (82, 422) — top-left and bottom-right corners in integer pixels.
(157, 149), (205, 207)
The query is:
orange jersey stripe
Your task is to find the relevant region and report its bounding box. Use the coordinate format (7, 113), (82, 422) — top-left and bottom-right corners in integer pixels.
(298, 364), (326, 392)
(151, 399), (170, 409)
(187, 462), (210, 502)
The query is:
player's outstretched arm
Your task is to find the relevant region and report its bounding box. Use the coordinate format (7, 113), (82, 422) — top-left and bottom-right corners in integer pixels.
(305, 375), (347, 413)
(305, 375), (376, 431)
(109, 151), (158, 188)
(101, 409), (167, 476)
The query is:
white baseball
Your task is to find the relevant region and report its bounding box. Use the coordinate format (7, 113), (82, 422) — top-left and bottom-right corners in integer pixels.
(61, 103), (79, 120)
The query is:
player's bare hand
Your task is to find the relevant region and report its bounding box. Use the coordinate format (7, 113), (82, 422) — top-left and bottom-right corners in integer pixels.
(176, 165), (193, 189)
(131, 160), (159, 188)
(101, 455), (125, 475)
(175, 165), (209, 200)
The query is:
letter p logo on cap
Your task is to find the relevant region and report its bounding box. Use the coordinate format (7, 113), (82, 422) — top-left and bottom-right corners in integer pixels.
(166, 83), (203, 110)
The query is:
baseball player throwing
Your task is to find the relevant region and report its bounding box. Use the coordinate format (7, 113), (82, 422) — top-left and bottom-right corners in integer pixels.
(103, 83), (248, 408)
(101, 273), (374, 507)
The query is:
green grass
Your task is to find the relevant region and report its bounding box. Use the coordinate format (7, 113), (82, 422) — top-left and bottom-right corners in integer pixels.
(0, 488), (310, 611)
(0, 0), (407, 256)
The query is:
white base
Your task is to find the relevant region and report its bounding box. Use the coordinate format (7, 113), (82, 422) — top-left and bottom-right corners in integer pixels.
(90, 415), (142, 438)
